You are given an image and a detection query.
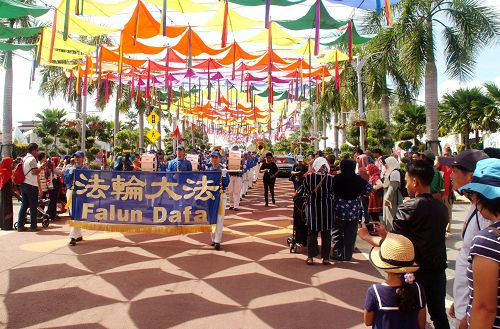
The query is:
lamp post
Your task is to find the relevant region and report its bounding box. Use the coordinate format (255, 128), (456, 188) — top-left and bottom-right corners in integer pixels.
(352, 54), (369, 151)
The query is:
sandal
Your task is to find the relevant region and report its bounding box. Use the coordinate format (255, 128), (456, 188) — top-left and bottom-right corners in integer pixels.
(306, 258), (314, 265)
(322, 258), (331, 265)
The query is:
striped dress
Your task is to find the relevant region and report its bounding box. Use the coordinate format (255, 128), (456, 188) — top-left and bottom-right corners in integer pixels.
(466, 220), (500, 328)
(299, 173), (335, 232)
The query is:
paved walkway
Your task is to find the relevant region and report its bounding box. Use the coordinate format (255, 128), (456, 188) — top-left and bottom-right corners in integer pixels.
(0, 178), (468, 329)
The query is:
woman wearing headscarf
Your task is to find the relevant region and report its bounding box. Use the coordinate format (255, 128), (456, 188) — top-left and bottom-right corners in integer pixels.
(0, 157), (13, 230)
(114, 156), (124, 171)
(298, 157), (335, 265)
(382, 156), (402, 231)
(331, 159), (372, 261)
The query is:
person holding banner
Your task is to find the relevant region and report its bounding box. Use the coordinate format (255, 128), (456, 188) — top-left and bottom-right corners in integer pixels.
(206, 151), (230, 251)
(167, 146), (192, 172)
(227, 146), (244, 211)
(64, 151), (87, 246)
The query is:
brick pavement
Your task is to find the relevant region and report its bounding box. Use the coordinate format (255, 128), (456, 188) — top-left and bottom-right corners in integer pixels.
(0, 178), (466, 328)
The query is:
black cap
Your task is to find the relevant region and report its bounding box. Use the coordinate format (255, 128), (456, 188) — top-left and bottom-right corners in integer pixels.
(438, 149), (489, 172)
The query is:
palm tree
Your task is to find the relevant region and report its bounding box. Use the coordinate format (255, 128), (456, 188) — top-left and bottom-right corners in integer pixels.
(1, 1), (47, 158)
(34, 108), (67, 151)
(394, 0), (499, 153)
(362, 15), (417, 123)
(440, 86), (498, 147)
(439, 87), (483, 147)
(393, 103), (426, 146)
(480, 82), (500, 132)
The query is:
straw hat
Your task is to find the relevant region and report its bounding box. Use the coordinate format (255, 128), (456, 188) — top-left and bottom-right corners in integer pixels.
(369, 233), (419, 274)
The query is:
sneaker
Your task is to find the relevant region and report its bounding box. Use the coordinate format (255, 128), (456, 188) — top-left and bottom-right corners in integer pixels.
(210, 242), (215, 247)
(29, 227), (39, 232)
(229, 206), (234, 210)
(214, 243), (221, 251)
(69, 238), (76, 246)
(75, 237), (83, 242)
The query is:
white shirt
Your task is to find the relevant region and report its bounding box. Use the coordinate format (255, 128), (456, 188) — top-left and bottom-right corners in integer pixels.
(23, 153), (38, 187)
(452, 204), (490, 320)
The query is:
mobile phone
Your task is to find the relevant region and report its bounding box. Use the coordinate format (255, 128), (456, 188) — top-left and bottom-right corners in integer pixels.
(366, 223), (375, 233)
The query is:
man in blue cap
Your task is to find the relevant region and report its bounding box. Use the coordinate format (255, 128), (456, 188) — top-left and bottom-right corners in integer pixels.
(166, 145), (192, 172)
(63, 150), (87, 246)
(205, 151), (230, 250)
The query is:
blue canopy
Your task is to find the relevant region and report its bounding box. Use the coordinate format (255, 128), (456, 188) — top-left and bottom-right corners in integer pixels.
(324, 0), (401, 12)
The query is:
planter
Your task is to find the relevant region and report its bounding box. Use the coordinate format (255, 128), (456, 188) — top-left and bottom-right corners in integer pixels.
(66, 120), (78, 128)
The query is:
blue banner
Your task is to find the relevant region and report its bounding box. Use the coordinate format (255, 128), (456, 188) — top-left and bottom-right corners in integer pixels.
(70, 169), (221, 232)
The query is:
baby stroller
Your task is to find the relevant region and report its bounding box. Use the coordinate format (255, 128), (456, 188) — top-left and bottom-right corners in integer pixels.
(287, 194), (308, 253)
(12, 188), (50, 229)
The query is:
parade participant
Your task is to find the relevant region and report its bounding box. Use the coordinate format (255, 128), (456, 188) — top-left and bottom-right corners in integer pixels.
(241, 152), (249, 198)
(17, 143), (43, 232)
(0, 157), (14, 230)
(457, 158), (500, 329)
(364, 233), (426, 329)
(206, 151), (230, 251)
(357, 153), (371, 224)
(382, 156), (403, 231)
(291, 155), (308, 191)
(298, 157), (335, 265)
(437, 149), (490, 328)
(132, 154), (141, 171)
(123, 153), (133, 171)
(114, 156), (124, 171)
(331, 159), (372, 261)
(166, 146), (192, 172)
(418, 150), (444, 200)
(259, 152), (279, 207)
(227, 146), (243, 211)
(64, 151), (87, 246)
(359, 160), (450, 329)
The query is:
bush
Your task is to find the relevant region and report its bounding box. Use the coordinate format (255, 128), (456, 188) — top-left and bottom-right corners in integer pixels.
(13, 144), (29, 158)
(340, 143), (353, 153)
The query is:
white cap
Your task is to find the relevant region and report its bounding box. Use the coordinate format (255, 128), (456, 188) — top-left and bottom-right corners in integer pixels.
(297, 155), (304, 161)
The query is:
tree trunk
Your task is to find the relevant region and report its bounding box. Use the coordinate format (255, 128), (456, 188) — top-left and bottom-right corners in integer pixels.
(113, 84), (120, 156)
(414, 131), (417, 147)
(381, 93), (390, 123)
(332, 112), (339, 156)
(340, 112), (347, 145)
(138, 110), (144, 151)
(2, 51), (13, 158)
(424, 19), (439, 154)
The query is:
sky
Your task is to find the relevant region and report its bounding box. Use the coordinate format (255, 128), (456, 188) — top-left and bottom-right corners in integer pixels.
(1, 0), (499, 127)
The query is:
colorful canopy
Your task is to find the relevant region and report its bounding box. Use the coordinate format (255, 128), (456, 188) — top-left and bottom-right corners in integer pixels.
(0, 0), (50, 19)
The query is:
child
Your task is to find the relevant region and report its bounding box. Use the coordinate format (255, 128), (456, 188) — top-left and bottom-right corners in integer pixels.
(364, 233), (426, 329)
(367, 163), (383, 222)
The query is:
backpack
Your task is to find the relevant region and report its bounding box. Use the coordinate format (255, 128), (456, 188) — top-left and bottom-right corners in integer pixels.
(12, 157), (33, 185)
(397, 169), (409, 198)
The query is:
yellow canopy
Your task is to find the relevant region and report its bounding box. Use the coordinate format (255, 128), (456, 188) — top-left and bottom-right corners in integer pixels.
(56, 12), (119, 37)
(202, 0), (260, 31)
(41, 28), (95, 54)
(316, 49), (349, 63)
(148, 0), (209, 13)
(245, 21), (302, 47)
(56, 0), (135, 17)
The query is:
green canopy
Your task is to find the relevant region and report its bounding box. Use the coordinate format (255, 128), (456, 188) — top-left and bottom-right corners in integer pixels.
(0, 40), (35, 51)
(256, 89), (292, 101)
(0, 25), (42, 39)
(321, 22), (375, 46)
(228, 0), (306, 6)
(275, 0), (348, 30)
(0, 0), (50, 19)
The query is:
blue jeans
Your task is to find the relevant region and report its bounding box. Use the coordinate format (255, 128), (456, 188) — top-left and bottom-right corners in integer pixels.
(18, 184), (38, 229)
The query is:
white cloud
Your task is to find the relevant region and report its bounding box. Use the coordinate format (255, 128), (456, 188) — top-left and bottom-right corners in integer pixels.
(438, 79), (485, 98)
